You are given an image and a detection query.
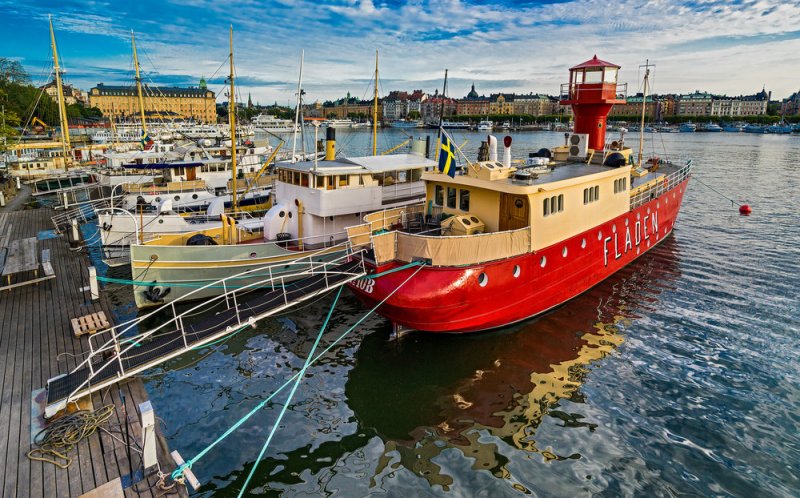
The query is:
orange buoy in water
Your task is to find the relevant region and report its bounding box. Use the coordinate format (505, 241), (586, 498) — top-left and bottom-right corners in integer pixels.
(739, 204), (752, 215)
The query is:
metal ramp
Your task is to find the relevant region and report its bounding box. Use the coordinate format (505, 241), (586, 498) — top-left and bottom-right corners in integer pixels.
(51, 196), (121, 233)
(45, 250), (367, 417)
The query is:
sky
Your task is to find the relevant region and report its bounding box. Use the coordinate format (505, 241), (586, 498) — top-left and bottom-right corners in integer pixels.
(2, 0), (800, 106)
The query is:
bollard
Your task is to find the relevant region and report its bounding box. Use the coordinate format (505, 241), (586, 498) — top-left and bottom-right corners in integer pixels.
(71, 219), (80, 243)
(139, 401), (158, 470)
(88, 266), (99, 300)
(63, 192), (69, 209)
(0, 191), (5, 208)
(16, 177), (20, 190)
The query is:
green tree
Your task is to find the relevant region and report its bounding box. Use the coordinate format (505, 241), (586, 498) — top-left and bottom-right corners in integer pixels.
(407, 110), (421, 120)
(0, 57), (30, 85)
(1, 106), (21, 151)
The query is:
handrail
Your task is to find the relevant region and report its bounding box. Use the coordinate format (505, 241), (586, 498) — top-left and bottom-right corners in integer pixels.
(629, 161), (692, 209)
(59, 244), (366, 408)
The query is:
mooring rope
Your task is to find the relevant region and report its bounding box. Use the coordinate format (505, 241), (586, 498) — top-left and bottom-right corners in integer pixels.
(27, 404), (115, 468)
(170, 263), (426, 486)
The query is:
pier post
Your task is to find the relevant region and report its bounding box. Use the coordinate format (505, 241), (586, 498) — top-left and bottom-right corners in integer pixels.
(0, 191), (5, 208)
(139, 401), (158, 470)
(88, 266), (99, 300)
(71, 219), (80, 244)
(16, 177), (20, 190)
(63, 192), (69, 209)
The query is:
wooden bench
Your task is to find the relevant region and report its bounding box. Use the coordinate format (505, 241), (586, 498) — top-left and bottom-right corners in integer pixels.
(71, 311), (111, 337)
(2, 237), (38, 285)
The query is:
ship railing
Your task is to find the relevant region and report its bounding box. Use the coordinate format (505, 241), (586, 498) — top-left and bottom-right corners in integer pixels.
(559, 82), (628, 101)
(629, 160), (692, 210)
(58, 245), (366, 410)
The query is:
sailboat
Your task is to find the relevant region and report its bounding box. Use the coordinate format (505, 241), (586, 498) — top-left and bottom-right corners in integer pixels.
(127, 49), (438, 308)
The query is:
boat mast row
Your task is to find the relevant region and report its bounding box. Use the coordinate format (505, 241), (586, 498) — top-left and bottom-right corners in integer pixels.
(48, 16), (71, 169)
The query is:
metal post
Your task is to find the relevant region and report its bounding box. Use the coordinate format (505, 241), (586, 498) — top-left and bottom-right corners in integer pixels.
(63, 192), (69, 209)
(16, 177), (20, 189)
(139, 400), (157, 470)
(0, 191), (4, 208)
(88, 266), (99, 300)
(71, 219), (79, 243)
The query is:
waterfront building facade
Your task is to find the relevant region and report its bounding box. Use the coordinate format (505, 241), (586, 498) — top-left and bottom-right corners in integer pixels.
(89, 82), (216, 123)
(780, 91), (800, 116)
(40, 80), (87, 106)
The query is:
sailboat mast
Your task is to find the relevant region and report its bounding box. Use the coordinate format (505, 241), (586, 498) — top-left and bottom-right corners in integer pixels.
(292, 50), (304, 161)
(49, 16), (71, 167)
(637, 60), (650, 169)
(372, 50), (378, 156)
(131, 31), (148, 137)
(229, 25), (237, 212)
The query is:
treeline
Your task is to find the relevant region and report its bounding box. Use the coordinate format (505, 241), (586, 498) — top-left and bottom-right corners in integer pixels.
(447, 114), (568, 124)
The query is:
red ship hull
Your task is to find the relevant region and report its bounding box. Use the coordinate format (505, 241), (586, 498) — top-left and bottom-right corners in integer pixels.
(348, 179), (689, 333)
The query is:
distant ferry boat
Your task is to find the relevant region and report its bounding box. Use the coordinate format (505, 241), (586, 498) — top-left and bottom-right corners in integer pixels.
(679, 123), (697, 132)
(387, 120), (422, 129)
(440, 120), (470, 129)
(323, 119), (355, 128)
(699, 123), (722, 132)
(477, 120), (494, 131)
(252, 113), (297, 133)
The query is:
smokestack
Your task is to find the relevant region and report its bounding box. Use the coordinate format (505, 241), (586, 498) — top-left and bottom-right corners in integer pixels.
(503, 136), (512, 168)
(325, 127), (335, 160)
(488, 135), (497, 162)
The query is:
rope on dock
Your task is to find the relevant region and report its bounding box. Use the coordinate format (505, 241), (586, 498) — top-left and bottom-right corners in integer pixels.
(27, 404), (115, 468)
(170, 263), (426, 488)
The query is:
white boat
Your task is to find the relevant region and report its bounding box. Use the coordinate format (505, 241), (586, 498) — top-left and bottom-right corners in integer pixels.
(387, 120), (422, 129)
(323, 119), (355, 128)
(440, 120), (470, 129)
(252, 113), (298, 133)
(477, 120), (494, 131)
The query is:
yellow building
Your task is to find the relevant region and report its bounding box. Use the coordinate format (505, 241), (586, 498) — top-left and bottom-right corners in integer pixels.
(89, 83), (216, 123)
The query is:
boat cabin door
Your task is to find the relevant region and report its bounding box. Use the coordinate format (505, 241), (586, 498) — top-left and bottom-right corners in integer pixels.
(499, 193), (529, 231)
(186, 166), (197, 181)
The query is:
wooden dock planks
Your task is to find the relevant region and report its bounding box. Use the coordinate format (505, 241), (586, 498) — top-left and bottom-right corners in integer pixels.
(0, 209), (186, 498)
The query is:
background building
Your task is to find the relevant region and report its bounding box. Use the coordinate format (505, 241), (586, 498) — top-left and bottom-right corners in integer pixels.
(40, 80), (87, 106)
(780, 91), (800, 116)
(88, 81), (216, 123)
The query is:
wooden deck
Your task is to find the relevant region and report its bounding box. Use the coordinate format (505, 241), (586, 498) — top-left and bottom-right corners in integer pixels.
(0, 209), (187, 498)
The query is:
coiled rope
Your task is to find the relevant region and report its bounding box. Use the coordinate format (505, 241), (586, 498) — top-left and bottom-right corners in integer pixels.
(27, 404), (115, 468)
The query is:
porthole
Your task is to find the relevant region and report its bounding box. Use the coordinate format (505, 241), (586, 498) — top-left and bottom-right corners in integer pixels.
(581, 238), (586, 249)
(647, 207), (651, 214)
(158, 219), (164, 224)
(597, 231), (602, 241)
(250, 252), (257, 258)
(470, 217), (479, 223)
(279, 211), (285, 218)
(656, 202), (660, 209)
(514, 199), (524, 208)
(624, 218), (629, 226)
(562, 247), (568, 257)
(540, 256), (547, 268)
(612, 225), (617, 233)
(192, 194), (199, 200)
(513, 265), (520, 278)
(174, 195), (180, 201)
(478, 273), (488, 287)
(288, 212), (293, 218)
(155, 197), (161, 202)
(636, 213), (640, 220)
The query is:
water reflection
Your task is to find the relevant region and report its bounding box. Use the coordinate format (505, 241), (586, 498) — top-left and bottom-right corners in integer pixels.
(345, 238), (681, 491)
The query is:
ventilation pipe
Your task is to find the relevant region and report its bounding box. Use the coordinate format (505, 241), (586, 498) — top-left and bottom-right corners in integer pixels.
(488, 135), (498, 162)
(503, 136), (512, 168)
(325, 127), (336, 160)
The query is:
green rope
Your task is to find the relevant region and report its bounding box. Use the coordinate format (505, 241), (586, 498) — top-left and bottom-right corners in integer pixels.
(238, 285), (343, 497)
(170, 264), (426, 485)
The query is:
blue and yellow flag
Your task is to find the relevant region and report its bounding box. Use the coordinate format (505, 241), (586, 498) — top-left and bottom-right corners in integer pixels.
(438, 132), (456, 178)
(140, 131), (153, 149)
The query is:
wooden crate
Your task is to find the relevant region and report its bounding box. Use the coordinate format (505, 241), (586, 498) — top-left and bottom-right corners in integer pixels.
(71, 311), (110, 337)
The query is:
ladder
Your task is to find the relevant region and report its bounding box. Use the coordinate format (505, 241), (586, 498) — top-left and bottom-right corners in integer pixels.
(45, 249), (367, 418)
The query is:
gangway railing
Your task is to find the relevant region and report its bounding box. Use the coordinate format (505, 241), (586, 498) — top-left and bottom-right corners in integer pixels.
(44, 247), (367, 417)
(51, 196), (124, 233)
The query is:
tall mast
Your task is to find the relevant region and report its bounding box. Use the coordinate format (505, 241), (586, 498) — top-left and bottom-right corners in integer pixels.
(435, 69), (448, 161)
(637, 60), (651, 169)
(49, 16), (71, 167)
(228, 25), (237, 212)
(372, 50), (378, 156)
(131, 31), (148, 137)
(291, 50), (304, 162)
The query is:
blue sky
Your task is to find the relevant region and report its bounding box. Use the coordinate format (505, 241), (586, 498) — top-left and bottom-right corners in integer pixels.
(2, 0), (799, 105)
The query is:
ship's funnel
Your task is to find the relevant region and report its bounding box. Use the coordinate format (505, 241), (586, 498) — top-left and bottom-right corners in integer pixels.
(325, 127), (336, 160)
(488, 135), (498, 162)
(503, 136), (512, 168)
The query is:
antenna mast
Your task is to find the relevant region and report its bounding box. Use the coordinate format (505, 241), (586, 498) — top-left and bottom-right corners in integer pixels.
(228, 25), (237, 212)
(131, 30), (148, 138)
(372, 50), (379, 156)
(637, 60), (653, 169)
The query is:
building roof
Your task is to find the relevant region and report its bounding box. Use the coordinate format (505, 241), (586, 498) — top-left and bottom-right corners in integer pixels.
(91, 83), (214, 97)
(570, 55), (620, 71)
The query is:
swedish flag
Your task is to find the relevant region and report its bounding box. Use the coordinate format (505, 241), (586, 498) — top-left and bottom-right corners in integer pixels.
(438, 133), (456, 178)
(140, 130), (153, 149)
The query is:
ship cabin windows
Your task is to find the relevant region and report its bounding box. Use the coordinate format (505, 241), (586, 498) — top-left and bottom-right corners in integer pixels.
(447, 187), (457, 208)
(459, 189), (470, 211)
(583, 185), (600, 204)
(614, 177), (627, 193)
(543, 194), (564, 216)
(434, 184), (444, 206)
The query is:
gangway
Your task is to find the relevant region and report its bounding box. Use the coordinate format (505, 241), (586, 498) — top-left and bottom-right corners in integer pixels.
(44, 250), (367, 417)
(51, 196), (122, 233)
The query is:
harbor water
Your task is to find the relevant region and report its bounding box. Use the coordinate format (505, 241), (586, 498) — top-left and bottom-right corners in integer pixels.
(102, 130), (799, 496)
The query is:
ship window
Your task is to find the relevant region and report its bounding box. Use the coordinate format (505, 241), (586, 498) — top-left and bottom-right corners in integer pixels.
(434, 184), (444, 206)
(543, 194), (563, 216)
(513, 265), (520, 278)
(328, 176), (336, 190)
(447, 187), (457, 208)
(478, 272), (488, 287)
(339, 175), (348, 187)
(459, 189), (470, 211)
(540, 256), (547, 267)
(411, 169), (423, 181)
(584, 185), (600, 204)
(301, 174), (309, 187)
(543, 198), (549, 216)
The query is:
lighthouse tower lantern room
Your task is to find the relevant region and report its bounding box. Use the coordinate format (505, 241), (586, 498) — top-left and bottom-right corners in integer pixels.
(560, 55), (627, 152)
